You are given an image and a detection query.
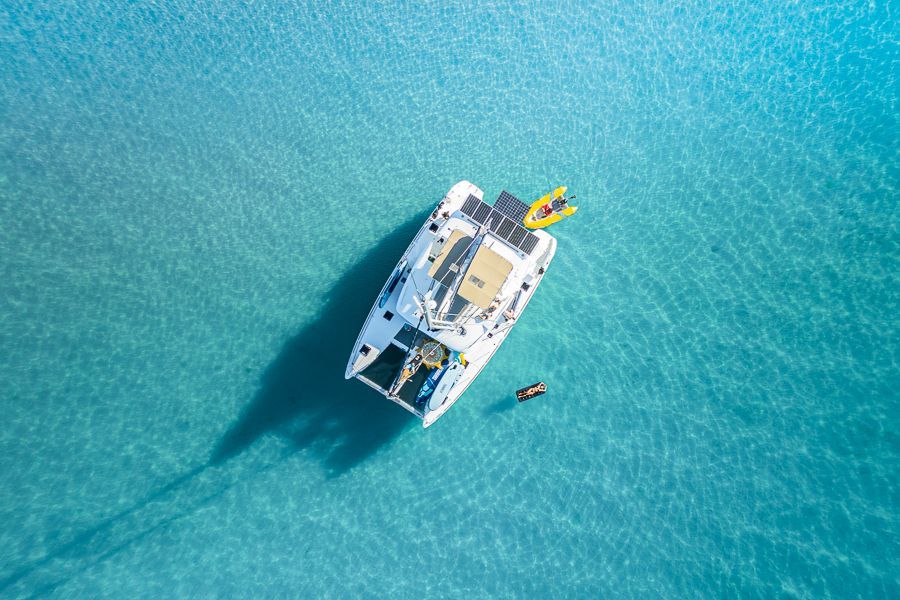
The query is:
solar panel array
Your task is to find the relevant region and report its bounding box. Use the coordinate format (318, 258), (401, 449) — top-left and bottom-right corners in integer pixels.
(494, 190), (530, 222)
(460, 194), (539, 255)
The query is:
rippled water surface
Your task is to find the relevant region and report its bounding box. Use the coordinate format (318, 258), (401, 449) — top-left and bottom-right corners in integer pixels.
(1, 1), (897, 597)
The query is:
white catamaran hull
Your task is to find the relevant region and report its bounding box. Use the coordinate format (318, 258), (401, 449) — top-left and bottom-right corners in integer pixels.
(346, 181), (558, 427)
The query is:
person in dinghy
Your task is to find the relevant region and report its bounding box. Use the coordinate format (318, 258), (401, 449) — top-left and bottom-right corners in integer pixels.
(523, 186), (578, 229)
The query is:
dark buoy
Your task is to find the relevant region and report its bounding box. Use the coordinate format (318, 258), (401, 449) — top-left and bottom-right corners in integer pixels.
(516, 382), (547, 402)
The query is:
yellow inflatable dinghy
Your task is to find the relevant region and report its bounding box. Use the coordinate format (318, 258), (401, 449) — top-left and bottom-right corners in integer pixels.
(523, 185), (578, 229)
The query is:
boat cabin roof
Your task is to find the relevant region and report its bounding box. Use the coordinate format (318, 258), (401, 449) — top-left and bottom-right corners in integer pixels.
(428, 229), (472, 286)
(458, 245), (512, 309)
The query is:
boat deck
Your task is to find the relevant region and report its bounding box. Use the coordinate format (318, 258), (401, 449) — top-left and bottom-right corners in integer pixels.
(359, 344), (406, 392)
(358, 342), (427, 412)
(346, 181), (559, 427)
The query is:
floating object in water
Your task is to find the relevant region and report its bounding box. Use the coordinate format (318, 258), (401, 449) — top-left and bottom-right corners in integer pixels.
(516, 381), (547, 402)
(523, 186), (578, 229)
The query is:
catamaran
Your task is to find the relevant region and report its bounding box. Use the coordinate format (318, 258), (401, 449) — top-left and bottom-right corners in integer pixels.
(345, 180), (576, 427)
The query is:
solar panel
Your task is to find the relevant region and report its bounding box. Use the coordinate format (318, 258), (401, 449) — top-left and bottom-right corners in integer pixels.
(520, 232), (539, 254)
(461, 194), (481, 219)
(494, 190), (530, 223)
(455, 193), (539, 255)
(474, 202), (492, 224)
(496, 217), (515, 239)
(507, 227), (526, 246)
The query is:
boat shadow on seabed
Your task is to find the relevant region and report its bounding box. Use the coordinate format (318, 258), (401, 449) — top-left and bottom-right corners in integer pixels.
(210, 212), (427, 472)
(0, 213), (425, 597)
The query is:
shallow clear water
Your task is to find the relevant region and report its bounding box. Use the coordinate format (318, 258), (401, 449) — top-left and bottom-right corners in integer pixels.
(1, 1), (897, 597)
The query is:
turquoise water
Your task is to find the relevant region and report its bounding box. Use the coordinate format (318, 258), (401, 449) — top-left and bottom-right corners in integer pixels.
(1, 1), (897, 596)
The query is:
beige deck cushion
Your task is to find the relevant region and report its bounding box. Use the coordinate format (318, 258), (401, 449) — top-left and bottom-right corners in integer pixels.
(458, 245), (512, 309)
(428, 229), (470, 279)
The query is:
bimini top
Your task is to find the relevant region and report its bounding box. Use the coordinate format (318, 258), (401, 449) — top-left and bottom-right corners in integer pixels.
(458, 245), (512, 309)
